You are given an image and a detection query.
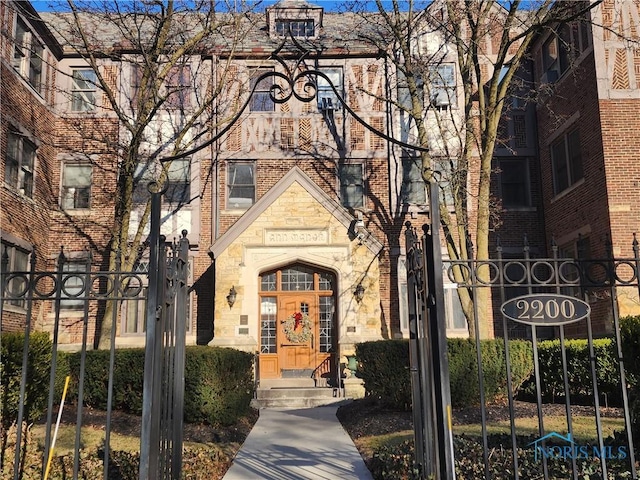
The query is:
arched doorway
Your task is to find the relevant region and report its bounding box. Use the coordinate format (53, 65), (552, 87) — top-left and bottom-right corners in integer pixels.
(258, 263), (337, 380)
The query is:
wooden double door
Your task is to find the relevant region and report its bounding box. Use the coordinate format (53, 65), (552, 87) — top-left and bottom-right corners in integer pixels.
(258, 264), (336, 379)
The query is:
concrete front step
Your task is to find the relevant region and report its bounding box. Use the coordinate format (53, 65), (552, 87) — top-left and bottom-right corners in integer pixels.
(253, 386), (346, 408)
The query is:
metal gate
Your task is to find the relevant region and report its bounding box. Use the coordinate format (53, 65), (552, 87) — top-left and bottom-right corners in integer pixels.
(0, 189), (190, 480)
(405, 201), (637, 479)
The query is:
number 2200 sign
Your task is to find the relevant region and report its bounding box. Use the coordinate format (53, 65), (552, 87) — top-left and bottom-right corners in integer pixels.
(500, 294), (590, 326)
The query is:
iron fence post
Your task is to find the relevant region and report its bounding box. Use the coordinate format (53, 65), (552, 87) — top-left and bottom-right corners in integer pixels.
(424, 180), (456, 479)
(140, 189), (162, 480)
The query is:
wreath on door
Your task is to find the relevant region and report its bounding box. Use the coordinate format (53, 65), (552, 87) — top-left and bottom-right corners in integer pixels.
(282, 312), (313, 343)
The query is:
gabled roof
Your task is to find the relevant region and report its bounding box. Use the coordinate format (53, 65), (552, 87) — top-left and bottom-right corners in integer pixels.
(209, 166), (383, 258)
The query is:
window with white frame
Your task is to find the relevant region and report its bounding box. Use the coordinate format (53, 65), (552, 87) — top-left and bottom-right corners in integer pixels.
(275, 19), (315, 37)
(249, 68), (275, 112)
(61, 164), (92, 210)
(2, 241), (30, 308)
(165, 65), (191, 109)
(5, 130), (35, 198)
(429, 64), (456, 108)
(133, 159), (191, 206)
(397, 69), (423, 113)
(227, 161), (255, 209)
(401, 155), (426, 204)
(498, 158), (531, 208)
(12, 17), (44, 93)
(164, 159), (190, 205)
(316, 68), (342, 111)
(60, 261), (87, 310)
(71, 69), (97, 112)
(551, 128), (582, 195)
(339, 162), (364, 209)
(121, 258), (193, 335)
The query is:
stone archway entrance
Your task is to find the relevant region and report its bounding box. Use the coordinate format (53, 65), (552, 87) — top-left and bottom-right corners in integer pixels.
(258, 263), (336, 380)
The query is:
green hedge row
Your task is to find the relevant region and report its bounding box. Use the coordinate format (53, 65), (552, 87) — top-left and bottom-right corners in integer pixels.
(1, 334), (254, 427)
(356, 338), (534, 409)
(522, 338), (619, 404)
(355, 324), (640, 411)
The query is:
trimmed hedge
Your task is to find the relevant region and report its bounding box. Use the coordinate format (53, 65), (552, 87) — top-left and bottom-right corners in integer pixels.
(2, 342), (254, 428)
(63, 346), (254, 425)
(355, 339), (534, 410)
(525, 338), (620, 404)
(1, 332), (52, 432)
(355, 340), (411, 410)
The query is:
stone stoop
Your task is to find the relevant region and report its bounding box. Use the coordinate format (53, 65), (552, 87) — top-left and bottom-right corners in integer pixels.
(252, 378), (349, 408)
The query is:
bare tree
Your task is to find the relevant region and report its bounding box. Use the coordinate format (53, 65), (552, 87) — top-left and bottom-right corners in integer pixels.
(42, 0), (260, 348)
(347, 0), (604, 338)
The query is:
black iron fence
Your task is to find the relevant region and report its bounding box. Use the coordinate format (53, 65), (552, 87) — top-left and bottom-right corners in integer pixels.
(406, 217), (638, 479)
(0, 191), (190, 480)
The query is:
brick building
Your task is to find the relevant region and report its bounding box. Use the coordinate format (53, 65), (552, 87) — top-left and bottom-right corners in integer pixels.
(2, 0), (639, 379)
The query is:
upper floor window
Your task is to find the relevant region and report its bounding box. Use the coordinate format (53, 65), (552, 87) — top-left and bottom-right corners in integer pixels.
(61, 164), (92, 210)
(227, 161), (255, 209)
(275, 19), (315, 37)
(164, 159), (190, 205)
(551, 129), (582, 195)
(397, 70), (424, 113)
(401, 155), (426, 204)
(60, 261), (87, 310)
(250, 68), (275, 112)
(498, 158), (531, 208)
(5, 130), (35, 198)
(339, 163), (364, 209)
(429, 64), (456, 108)
(2, 242), (30, 308)
(165, 65), (191, 109)
(13, 17), (44, 93)
(316, 68), (343, 111)
(71, 69), (97, 112)
(133, 159), (191, 206)
(542, 20), (591, 83)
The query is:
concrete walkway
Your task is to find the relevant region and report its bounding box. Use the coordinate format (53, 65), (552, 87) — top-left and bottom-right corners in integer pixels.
(222, 405), (374, 480)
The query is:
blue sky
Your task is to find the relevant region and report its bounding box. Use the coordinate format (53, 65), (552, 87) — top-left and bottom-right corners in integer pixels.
(30, 1), (394, 13)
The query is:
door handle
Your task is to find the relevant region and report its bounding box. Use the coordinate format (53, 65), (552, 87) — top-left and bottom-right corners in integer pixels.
(311, 333), (314, 349)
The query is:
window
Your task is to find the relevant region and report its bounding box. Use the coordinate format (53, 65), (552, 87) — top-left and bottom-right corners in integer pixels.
(275, 19), (315, 37)
(316, 68), (342, 111)
(165, 65), (191, 109)
(499, 158), (530, 208)
(250, 68), (275, 112)
(133, 159), (191, 205)
(12, 17), (44, 92)
(551, 129), (583, 195)
(397, 70), (423, 113)
(164, 159), (190, 205)
(5, 130), (35, 197)
(122, 285), (193, 335)
(401, 155), (426, 204)
(260, 297), (277, 353)
(559, 236), (591, 298)
(227, 161), (255, 209)
(61, 261), (87, 310)
(542, 20), (591, 83)
(2, 242), (30, 308)
(71, 69), (97, 112)
(61, 164), (92, 209)
(429, 64), (456, 108)
(340, 163), (364, 209)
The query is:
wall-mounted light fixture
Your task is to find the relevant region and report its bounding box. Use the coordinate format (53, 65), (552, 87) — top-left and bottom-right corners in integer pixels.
(354, 283), (365, 303)
(354, 211), (367, 244)
(226, 286), (237, 309)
